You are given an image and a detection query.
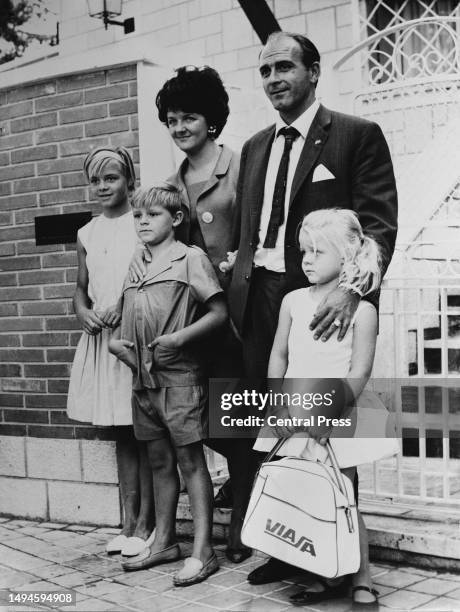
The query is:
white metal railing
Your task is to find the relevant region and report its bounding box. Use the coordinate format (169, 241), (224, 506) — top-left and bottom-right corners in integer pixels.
(337, 16), (460, 84)
(361, 278), (460, 505)
(387, 240), (460, 279)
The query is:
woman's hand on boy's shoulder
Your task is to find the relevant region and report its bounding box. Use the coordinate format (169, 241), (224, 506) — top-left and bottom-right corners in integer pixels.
(128, 243), (152, 282)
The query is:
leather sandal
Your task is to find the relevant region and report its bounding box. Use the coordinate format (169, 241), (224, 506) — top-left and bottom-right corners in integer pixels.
(173, 553), (219, 587)
(352, 585), (379, 609)
(290, 576), (350, 605)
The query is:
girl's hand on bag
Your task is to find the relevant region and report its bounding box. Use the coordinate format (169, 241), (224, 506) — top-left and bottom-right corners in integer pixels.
(148, 332), (182, 350)
(99, 305), (121, 328)
(128, 244), (152, 282)
(272, 421), (296, 439)
(270, 405), (300, 439)
(78, 309), (105, 335)
(306, 422), (333, 445)
(218, 250), (237, 274)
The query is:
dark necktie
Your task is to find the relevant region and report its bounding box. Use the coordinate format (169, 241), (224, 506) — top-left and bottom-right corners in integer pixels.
(263, 126), (300, 249)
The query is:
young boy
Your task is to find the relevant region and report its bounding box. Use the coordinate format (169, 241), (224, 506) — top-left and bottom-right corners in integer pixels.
(109, 183), (227, 586)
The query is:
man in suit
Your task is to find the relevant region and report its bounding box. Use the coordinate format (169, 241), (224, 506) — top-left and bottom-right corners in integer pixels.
(228, 31), (398, 584)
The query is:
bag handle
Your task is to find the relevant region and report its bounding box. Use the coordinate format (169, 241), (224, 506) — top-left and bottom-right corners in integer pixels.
(263, 437), (287, 463)
(263, 438), (356, 533)
(326, 442), (356, 533)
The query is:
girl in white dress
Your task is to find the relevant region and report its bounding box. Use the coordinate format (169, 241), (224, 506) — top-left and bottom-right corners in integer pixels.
(255, 209), (398, 607)
(67, 148), (154, 556)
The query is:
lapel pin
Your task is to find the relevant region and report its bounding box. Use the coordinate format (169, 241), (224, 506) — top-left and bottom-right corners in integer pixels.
(202, 211), (214, 224)
(315, 139), (322, 145)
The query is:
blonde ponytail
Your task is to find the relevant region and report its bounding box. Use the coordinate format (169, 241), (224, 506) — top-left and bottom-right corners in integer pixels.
(341, 234), (382, 296)
(300, 208), (382, 296)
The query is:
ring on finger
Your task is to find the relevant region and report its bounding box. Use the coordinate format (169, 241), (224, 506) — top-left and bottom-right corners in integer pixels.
(333, 318), (341, 327)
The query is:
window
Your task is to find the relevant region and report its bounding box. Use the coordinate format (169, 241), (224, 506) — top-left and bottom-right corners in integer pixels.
(360, 0), (460, 83)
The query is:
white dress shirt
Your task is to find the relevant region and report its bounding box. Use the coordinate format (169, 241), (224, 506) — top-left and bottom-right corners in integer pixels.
(254, 99), (320, 272)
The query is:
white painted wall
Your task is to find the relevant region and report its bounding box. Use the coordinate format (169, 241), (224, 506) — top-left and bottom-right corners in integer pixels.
(58, 0), (355, 114)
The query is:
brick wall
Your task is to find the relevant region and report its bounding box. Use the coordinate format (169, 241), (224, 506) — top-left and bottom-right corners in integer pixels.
(0, 64), (139, 441)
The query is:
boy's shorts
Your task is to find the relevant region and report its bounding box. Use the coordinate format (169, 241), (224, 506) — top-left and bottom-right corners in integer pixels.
(132, 385), (208, 446)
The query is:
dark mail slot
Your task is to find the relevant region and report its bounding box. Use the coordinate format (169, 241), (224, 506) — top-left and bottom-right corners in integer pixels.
(35, 211), (92, 245)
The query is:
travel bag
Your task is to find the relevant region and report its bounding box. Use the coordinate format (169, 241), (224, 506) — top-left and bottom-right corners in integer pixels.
(241, 440), (360, 578)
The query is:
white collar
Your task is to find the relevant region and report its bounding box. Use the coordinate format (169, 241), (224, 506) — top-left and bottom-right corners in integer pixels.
(275, 99), (320, 140)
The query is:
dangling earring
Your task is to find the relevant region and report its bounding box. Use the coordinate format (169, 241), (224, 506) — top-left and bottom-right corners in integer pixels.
(208, 125), (217, 139)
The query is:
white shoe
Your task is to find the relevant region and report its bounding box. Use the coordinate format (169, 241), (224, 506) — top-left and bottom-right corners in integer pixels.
(121, 530), (156, 557)
(106, 534), (130, 555)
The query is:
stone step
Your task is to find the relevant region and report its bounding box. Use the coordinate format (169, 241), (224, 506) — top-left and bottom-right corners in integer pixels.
(361, 499), (460, 571)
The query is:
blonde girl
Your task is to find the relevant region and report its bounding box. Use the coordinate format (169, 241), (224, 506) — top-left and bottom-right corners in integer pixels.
(67, 147), (154, 557)
(255, 208), (398, 607)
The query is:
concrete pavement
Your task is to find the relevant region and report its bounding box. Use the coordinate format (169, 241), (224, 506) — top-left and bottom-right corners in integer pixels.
(0, 517), (459, 612)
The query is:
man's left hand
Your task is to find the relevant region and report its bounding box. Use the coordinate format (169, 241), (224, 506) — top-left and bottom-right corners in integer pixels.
(309, 287), (360, 342)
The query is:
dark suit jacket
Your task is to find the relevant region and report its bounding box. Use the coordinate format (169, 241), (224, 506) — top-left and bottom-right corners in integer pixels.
(229, 104), (398, 334)
(169, 144), (240, 290)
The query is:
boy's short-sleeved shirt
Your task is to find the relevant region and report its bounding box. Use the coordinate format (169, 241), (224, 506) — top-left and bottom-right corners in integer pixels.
(121, 241), (223, 390)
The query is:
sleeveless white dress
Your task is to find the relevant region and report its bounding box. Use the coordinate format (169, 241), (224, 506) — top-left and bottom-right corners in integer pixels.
(254, 287), (399, 467)
(67, 212), (137, 426)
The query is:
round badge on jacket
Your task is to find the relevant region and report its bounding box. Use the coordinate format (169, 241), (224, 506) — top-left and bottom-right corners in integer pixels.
(201, 212), (214, 224)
